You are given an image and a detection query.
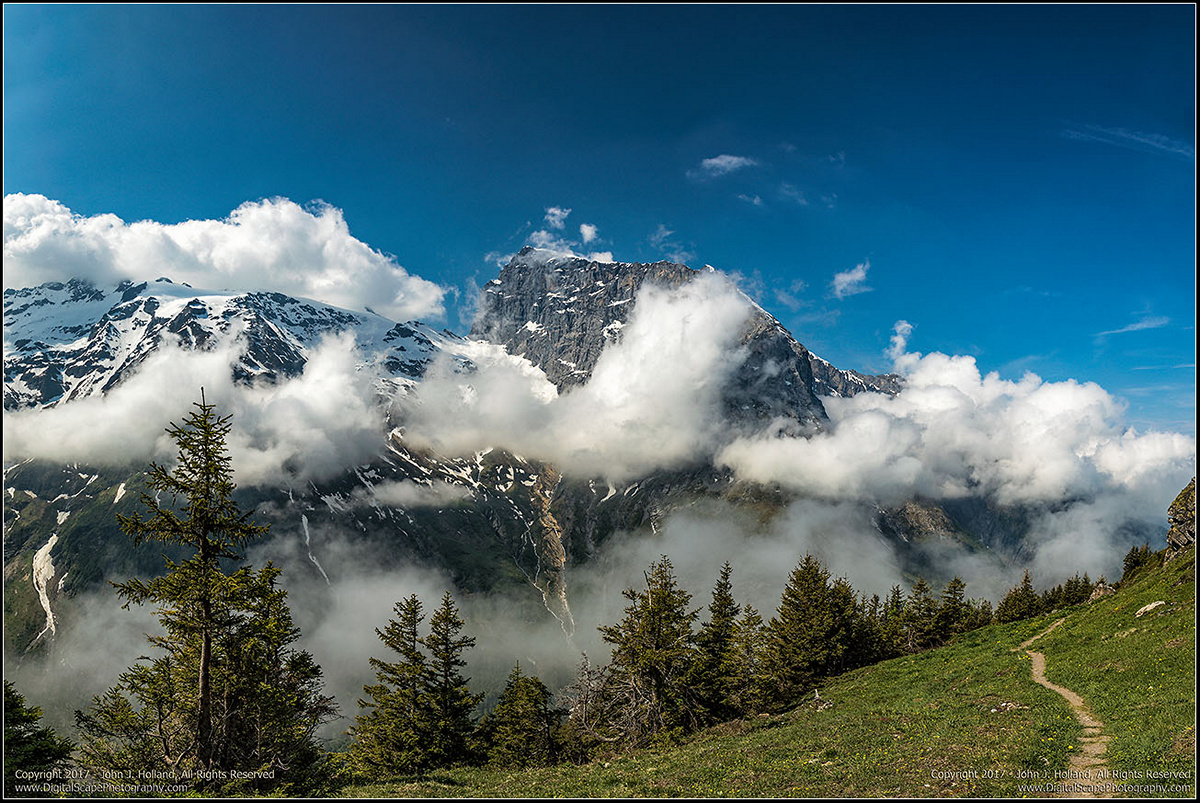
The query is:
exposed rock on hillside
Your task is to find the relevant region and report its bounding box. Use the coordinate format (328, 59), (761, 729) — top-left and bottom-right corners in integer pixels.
(1166, 477), (1196, 561)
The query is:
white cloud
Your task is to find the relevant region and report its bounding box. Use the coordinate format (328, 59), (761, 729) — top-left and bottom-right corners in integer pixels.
(1095, 314), (1171, 337)
(737, 194), (764, 207)
(579, 223), (598, 244)
(716, 324), (1196, 582)
(830, 259), (871, 299)
(695, 154), (758, 178)
(1, 331), (387, 486)
(543, 206), (571, 230)
(2, 194), (446, 321)
(351, 479), (472, 508)
(402, 271), (754, 482)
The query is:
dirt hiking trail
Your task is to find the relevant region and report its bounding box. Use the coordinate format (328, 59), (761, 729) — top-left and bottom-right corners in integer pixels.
(1017, 618), (1114, 798)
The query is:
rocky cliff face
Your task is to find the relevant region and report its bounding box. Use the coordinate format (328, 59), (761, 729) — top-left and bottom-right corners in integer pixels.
(470, 248), (898, 432)
(1166, 477), (1196, 560)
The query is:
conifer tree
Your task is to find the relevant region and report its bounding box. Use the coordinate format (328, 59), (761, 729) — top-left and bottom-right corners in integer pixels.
(904, 577), (940, 652)
(763, 554), (832, 706)
(727, 604), (768, 716)
(966, 597), (994, 630)
(879, 584), (908, 659)
(474, 663), (561, 768)
(4, 681), (74, 796)
(824, 576), (860, 674)
(74, 394), (335, 794)
(687, 562), (741, 724)
(350, 594), (431, 776)
(598, 555), (699, 744)
(933, 576), (969, 643)
(420, 591), (483, 767)
(995, 569), (1043, 623)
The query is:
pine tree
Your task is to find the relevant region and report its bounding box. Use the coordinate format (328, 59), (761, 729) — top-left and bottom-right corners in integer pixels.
(763, 554), (832, 706)
(74, 395), (335, 794)
(420, 591), (483, 768)
(1062, 573), (1093, 606)
(598, 555), (699, 745)
(475, 663), (561, 768)
(350, 594), (431, 776)
(4, 681), (74, 796)
(687, 562), (741, 724)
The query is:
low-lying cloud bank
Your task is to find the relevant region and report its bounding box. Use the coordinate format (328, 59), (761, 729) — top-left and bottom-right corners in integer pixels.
(3, 193), (445, 321)
(717, 321), (1193, 510)
(2, 332), (387, 486)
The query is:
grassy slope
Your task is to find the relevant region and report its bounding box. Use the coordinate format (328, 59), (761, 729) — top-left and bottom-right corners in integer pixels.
(340, 548), (1196, 798)
(1035, 546), (1196, 788)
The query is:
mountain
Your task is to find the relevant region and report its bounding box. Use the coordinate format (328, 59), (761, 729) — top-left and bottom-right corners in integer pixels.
(3, 277), (454, 411)
(472, 247), (900, 425)
(0, 251), (1031, 660)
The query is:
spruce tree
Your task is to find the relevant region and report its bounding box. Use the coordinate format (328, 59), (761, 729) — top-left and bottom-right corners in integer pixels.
(824, 576), (859, 674)
(74, 394), (335, 794)
(763, 554), (832, 706)
(475, 663), (561, 768)
(4, 681), (74, 796)
(879, 584), (908, 659)
(420, 591), (483, 768)
(727, 605), (768, 716)
(904, 577), (940, 652)
(995, 569), (1043, 623)
(350, 594), (431, 776)
(111, 393), (268, 772)
(933, 576), (969, 643)
(598, 555), (699, 744)
(687, 562), (741, 724)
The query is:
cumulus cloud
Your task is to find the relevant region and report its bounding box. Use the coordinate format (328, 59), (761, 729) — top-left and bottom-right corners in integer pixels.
(579, 223), (598, 244)
(402, 271), (754, 482)
(830, 259), (871, 299)
(543, 206), (571, 230)
(2, 194), (446, 321)
(2, 332), (387, 486)
(716, 321), (1195, 584)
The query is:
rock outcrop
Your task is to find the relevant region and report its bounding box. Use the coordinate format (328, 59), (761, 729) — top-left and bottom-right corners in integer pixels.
(1166, 477), (1196, 561)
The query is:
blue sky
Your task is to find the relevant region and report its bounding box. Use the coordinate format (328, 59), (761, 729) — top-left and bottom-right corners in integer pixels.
(3, 4), (1195, 433)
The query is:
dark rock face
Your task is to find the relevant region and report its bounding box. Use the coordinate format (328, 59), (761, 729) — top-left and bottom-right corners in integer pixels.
(808, 353), (903, 399)
(470, 248), (696, 390)
(1166, 477), (1196, 560)
(470, 247), (831, 431)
